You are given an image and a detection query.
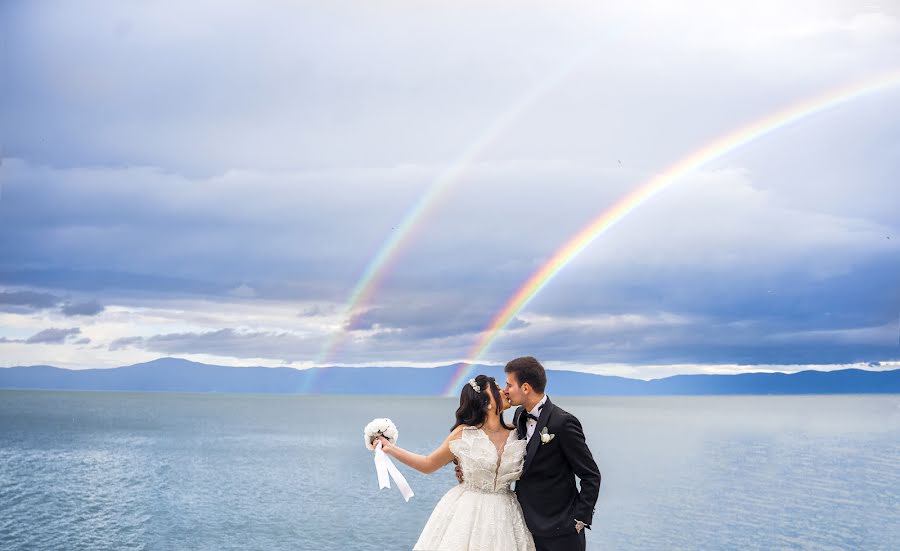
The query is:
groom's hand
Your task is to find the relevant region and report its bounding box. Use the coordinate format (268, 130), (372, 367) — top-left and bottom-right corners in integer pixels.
(453, 459), (464, 484)
(575, 520), (586, 534)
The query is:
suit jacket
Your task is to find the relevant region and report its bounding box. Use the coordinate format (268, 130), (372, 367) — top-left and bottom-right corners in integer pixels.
(513, 397), (601, 538)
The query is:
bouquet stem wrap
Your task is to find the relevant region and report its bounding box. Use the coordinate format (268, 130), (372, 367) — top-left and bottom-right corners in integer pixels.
(374, 441), (414, 502)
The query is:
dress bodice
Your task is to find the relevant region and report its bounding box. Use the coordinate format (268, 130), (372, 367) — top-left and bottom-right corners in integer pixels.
(449, 427), (526, 493)
(415, 427), (535, 549)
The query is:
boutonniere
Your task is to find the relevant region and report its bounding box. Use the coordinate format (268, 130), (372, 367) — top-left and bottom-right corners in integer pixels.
(539, 427), (555, 445)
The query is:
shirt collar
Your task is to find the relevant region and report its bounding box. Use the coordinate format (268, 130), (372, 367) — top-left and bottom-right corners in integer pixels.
(528, 395), (548, 418)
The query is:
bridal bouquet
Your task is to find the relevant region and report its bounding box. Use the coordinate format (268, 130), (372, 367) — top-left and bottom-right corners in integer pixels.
(364, 418), (414, 502)
(364, 418), (399, 450)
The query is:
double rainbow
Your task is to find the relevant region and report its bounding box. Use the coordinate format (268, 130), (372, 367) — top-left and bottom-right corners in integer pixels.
(314, 51), (595, 367)
(443, 69), (900, 396)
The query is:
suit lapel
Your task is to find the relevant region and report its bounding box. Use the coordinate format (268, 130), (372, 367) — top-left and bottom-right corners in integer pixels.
(522, 397), (555, 475)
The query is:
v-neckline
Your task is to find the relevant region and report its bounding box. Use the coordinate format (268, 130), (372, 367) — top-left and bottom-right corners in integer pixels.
(477, 427), (514, 459)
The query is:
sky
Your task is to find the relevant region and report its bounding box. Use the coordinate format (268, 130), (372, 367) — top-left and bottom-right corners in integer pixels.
(1, 0), (899, 379)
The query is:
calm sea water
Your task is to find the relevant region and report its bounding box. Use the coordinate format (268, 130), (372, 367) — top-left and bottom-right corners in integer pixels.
(1, 391), (898, 550)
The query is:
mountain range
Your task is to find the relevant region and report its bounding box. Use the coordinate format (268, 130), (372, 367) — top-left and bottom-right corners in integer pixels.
(1, 357), (898, 395)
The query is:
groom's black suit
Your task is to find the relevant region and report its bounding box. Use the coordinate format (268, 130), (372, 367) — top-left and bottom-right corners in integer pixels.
(513, 397), (600, 551)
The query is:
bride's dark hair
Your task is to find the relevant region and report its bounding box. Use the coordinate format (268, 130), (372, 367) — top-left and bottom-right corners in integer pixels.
(451, 374), (515, 432)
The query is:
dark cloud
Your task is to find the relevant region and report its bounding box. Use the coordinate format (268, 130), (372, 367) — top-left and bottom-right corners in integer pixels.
(0, 290), (61, 311)
(484, 300), (900, 366)
(61, 299), (105, 316)
(110, 328), (319, 361)
(0, 269), (225, 297)
(25, 327), (81, 344)
(345, 298), (531, 340)
(108, 336), (145, 351)
(347, 302), (484, 338)
(0, 287), (107, 317)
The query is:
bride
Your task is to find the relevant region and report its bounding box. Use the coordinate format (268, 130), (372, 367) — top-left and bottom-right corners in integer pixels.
(373, 374), (536, 551)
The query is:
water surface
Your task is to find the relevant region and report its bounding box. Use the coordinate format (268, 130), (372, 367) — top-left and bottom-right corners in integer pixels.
(1, 391), (898, 550)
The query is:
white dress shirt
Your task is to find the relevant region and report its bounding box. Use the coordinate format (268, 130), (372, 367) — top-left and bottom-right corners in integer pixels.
(525, 394), (548, 443)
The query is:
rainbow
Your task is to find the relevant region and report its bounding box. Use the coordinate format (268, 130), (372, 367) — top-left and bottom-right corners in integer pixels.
(313, 51), (596, 368)
(443, 69), (900, 396)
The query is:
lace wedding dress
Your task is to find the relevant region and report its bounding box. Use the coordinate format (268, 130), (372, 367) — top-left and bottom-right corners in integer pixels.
(414, 427), (535, 551)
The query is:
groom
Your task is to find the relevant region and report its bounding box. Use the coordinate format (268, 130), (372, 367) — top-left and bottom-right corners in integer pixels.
(504, 356), (601, 551)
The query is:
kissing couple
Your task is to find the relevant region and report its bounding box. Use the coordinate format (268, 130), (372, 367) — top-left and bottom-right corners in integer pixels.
(373, 356), (601, 551)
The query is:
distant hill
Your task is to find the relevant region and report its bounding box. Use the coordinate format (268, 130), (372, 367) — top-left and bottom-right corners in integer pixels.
(1, 357), (898, 395)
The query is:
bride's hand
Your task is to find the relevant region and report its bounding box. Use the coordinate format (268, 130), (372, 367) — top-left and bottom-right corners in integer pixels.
(374, 435), (394, 453)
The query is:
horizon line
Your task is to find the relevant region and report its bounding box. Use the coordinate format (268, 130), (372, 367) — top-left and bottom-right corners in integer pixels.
(3, 356), (897, 381)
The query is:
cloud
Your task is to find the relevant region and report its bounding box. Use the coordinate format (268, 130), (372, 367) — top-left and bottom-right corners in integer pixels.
(2, 157), (897, 367)
(228, 284), (257, 298)
(1, 288), (107, 317)
(483, 309), (900, 366)
(108, 336), (144, 352)
(298, 305), (331, 317)
(1, 1), (898, 372)
(0, 290), (61, 311)
(345, 298), (533, 342)
(61, 299), (105, 316)
(25, 327), (81, 344)
(109, 328), (319, 361)
(4, 1), (899, 175)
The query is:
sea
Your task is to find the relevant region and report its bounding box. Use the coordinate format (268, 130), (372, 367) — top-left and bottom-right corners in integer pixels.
(1, 390), (898, 550)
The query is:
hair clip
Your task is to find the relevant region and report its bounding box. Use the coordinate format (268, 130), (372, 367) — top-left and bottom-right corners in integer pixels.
(468, 378), (481, 393)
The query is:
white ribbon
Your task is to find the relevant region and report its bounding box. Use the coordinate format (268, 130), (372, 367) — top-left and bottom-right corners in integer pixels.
(374, 441), (414, 502)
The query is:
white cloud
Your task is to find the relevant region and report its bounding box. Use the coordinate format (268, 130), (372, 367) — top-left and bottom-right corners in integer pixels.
(544, 359), (900, 380)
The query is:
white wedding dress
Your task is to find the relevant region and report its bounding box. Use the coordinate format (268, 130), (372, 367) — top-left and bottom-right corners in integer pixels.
(414, 427), (536, 551)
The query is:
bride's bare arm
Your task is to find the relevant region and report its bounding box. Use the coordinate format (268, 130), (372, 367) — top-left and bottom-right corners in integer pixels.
(375, 425), (464, 474)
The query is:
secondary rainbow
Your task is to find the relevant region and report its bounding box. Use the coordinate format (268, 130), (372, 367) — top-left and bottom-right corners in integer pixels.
(443, 69), (900, 396)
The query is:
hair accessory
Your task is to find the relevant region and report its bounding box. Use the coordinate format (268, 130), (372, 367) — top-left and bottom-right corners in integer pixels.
(468, 378), (481, 393)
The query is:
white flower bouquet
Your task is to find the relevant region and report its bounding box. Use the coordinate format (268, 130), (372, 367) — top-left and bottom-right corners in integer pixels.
(364, 418), (399, 451)
(363, 417), (413, 502)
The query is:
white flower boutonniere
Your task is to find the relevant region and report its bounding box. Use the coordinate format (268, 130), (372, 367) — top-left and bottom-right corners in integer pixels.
(539, 427), (555, 445)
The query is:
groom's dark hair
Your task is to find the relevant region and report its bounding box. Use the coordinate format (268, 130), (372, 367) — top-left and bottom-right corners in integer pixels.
(505, 356), (547, 393)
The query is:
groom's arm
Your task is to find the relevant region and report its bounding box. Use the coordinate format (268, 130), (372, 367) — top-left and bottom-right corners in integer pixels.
(558, 414), (601, 527)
